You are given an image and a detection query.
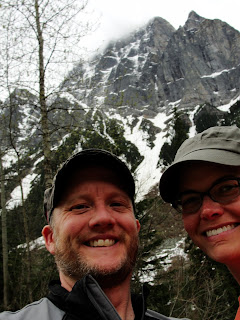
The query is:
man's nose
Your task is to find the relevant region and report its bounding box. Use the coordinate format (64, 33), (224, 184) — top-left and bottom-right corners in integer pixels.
(88, 205), (115, 228)
(200, 195), (224, 220)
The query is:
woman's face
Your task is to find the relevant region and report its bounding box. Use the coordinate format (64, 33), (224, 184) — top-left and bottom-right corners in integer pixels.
(179, 162), (240, 269)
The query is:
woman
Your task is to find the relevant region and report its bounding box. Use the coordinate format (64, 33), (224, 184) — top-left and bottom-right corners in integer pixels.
(159, 125), (240, 319)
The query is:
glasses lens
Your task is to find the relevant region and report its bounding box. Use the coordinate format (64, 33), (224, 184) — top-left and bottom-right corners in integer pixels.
(177, 193), (202, 214)
(174, 179), (240, 214)
(211, 179), (240, 203)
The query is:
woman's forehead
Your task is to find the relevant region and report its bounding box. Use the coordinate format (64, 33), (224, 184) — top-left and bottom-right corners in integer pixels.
(178, 162), (240, 191)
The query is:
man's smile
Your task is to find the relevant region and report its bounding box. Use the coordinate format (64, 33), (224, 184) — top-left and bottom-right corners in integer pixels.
(88, 239), (117, 247)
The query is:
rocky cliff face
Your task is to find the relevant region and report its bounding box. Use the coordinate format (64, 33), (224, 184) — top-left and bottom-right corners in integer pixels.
(157, 11), (240, 110)
(63, 11), (240, 117)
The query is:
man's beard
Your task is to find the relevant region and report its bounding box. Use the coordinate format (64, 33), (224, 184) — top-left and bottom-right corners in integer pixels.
(53, 232), (139, 289)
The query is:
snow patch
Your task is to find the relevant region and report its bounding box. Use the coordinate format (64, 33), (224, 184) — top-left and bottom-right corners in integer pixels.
(6, 172), (37, 210)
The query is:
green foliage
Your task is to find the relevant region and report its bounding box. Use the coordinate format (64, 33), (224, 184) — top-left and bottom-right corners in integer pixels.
(222, 100), (240, 127)
(4, 247), (58, 312)
(79, 116), (143, 172)
(105, 118), (143, 171)
(159, 108), (189, 166)
(24, 175), (46, 239)
(194, 104), (225, 133)
(168, 237), (240, 320)
(132, 197), (165, 293)
(139, 118), (161, 148)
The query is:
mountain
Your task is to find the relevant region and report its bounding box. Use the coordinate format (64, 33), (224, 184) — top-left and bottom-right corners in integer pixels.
(57, 10), (240, 193)
(63, 10), (240, 114)
(2, 10), (240, 213)
(1, 10), (240, 218)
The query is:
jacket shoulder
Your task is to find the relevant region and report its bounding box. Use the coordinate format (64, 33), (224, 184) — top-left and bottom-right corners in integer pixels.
(0, 298), (65, 320)
(146, 309), (190, 320)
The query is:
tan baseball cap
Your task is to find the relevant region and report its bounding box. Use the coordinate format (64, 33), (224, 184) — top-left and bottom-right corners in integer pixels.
(159, 126), (240, 204)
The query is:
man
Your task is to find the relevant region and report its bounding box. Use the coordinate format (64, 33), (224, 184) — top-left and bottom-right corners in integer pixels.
(159, 126), (240, 319)
(1, 149), (187, 320)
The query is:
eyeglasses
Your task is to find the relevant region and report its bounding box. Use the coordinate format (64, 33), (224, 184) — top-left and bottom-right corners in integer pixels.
(173, 178), (240, 214)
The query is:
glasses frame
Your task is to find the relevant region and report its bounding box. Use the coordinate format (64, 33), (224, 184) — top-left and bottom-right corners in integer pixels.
(172, 177), (240, 214)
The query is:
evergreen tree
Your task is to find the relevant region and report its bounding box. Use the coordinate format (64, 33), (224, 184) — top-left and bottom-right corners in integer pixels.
(159, 107), (189, 167)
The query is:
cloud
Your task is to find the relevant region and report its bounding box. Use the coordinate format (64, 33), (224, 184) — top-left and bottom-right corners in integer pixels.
(84, 0), (240, 52)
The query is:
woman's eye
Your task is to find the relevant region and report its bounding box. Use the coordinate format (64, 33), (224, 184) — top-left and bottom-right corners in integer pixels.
(219, 184), (236, 193)
(182, 195), (199, 205)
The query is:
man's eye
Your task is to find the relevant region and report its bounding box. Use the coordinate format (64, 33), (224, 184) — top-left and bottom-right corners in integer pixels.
(110, 202), (123, 207)
(70, 204), (89, 212)
(110, 201), (130, 210)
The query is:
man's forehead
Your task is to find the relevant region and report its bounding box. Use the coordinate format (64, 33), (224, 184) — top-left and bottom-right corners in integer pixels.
(69, 165), (121, 182)
(61, 165), (130, 197)
(55, 165), (132, 209)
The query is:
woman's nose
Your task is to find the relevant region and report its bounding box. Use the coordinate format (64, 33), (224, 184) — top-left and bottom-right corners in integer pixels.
(199, 196), (224, 220)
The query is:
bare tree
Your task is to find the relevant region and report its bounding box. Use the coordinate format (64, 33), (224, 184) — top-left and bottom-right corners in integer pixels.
(0, 1), (95, 304)
(0, 0), (94, 188)
(0, 11), (33, 304)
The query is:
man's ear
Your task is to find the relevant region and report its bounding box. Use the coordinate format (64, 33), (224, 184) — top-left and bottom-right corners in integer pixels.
(42, 225), (55, 255)
(136, 219), (141, 233)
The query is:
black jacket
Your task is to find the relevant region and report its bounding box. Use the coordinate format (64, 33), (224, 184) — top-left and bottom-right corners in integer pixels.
(47, 275), (188, 320)
(0, 275), (189, 320)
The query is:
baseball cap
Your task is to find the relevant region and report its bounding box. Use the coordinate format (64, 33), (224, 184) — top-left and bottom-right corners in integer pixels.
(44, 149), (135, 222)
(159, 125), (240, 204)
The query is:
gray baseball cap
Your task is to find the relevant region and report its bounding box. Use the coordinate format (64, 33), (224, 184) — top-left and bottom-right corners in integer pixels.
(44, 149), (135, 222)
(159, 125), (240, 204)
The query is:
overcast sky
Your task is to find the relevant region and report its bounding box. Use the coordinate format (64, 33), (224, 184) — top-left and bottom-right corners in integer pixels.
(84, 0), (240, 52)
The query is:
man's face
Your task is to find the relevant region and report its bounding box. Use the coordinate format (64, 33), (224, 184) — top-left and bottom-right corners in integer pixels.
(178, 162), (240, 268)
(43, 166), (140, 288)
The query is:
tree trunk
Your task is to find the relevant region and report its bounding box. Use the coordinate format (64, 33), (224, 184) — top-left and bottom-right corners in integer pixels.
(19, 176), (33, 302)
(35, 0), (53, 189)
(0, 155), (8, 309)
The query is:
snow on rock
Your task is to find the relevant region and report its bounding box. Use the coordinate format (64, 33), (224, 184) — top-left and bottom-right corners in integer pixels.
(217, 94), (240, 112)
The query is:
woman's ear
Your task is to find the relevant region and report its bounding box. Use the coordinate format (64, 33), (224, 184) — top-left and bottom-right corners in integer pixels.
(42, 225), (55, 255)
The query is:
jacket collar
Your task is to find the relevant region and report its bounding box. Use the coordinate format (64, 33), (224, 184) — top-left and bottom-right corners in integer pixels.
(47, 275), (148, 320)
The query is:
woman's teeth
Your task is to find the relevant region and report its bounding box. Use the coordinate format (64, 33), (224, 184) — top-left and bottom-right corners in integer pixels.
(206, 224), (236, 237)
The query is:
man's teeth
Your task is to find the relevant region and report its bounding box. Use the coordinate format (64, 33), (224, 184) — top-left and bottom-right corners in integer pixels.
(89, 239), (115, 247)
(206, 224), (236, 237)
